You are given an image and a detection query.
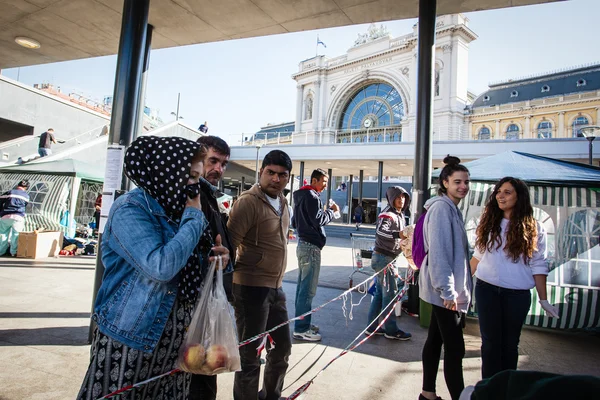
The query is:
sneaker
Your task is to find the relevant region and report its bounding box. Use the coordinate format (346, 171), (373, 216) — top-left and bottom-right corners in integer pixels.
(384, 330), (412, 341)
(293, 329), (322, 342)
(365, 327), (385, 336)
(310, 324), (320, 333)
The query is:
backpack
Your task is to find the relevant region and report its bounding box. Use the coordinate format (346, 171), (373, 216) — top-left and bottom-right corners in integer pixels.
(411, 210), (428, 269)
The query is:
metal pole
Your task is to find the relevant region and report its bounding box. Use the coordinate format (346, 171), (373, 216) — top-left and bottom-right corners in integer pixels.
(255, 145), (261, 184)
(299, 161), (305, 187)
(89, 0), (150, 343)
(347, 174), (353, 225)
(377, 161), (383, 215)
(134, 24), (153, 138)
(241, 176), (246, 193)
(587, 137), (595, 165)
(412, 0), (437, 220)
(326, 168), (333, 205)
(176, 92), (180, 120)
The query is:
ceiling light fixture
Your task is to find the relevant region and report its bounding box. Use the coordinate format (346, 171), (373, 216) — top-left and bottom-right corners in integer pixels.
(15, 36), (41, 49)
(398, 163), (407, 167)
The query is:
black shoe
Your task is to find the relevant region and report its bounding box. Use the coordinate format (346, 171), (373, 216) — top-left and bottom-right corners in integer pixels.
(365, 327), (385, 336)
(384, 330), (412, 341)
(419, 394), (442, 400)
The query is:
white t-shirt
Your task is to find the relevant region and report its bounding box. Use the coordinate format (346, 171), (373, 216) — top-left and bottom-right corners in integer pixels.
(473, 219), (548, 290)
(265, 194), (281, 215)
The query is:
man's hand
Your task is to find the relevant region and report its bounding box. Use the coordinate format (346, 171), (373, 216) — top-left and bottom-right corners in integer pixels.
(210, 234), (230, 269)
(330, 203), (339, 212)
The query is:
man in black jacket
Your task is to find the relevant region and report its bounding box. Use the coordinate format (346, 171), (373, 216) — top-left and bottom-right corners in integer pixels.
(189, 135), (235, 400)
(292, 168), (339, 342)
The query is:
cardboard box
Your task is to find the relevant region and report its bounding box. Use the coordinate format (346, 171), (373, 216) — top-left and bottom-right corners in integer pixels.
(17, 231), (63, 259)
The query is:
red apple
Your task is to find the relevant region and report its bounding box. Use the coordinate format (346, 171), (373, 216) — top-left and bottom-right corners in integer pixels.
(182, 343), (206, 372)
(205, 344), (229, 372)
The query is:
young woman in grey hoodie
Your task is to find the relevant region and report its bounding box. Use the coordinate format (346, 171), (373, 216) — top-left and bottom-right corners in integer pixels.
(419, 156), (472, 400)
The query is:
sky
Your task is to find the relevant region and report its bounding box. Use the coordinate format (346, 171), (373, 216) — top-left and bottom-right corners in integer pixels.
(2, 0), (599, 144)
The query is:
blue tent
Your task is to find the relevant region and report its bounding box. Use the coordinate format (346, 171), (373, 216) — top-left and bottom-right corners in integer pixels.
(432, 151), (600, 188)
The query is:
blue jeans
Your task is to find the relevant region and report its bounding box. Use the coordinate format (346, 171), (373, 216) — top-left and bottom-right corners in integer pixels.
(0, 217), (25, 256)
(475, 278), (531, 379)
(294, 240), (321, 333)
(38, 148), (52, 157)
(367, 252), (399, 334)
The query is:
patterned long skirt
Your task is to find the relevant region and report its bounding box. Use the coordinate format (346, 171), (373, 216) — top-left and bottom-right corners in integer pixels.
(77, 299), (193, 400)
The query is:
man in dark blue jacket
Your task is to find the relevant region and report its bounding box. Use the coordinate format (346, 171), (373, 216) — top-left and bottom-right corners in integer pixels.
(0, 180), (30, 256)
(292, 168), (339, 341)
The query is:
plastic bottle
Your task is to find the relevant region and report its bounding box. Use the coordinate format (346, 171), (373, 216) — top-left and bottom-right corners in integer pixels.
(328, 199), (341, 219)
(356, 252), (363, 270)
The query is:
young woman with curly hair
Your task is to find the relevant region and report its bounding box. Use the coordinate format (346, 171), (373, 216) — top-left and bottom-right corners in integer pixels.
(470, 177), (560, 380)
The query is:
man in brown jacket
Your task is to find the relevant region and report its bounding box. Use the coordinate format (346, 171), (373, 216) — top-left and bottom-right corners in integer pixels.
(227, 149), (293, 400)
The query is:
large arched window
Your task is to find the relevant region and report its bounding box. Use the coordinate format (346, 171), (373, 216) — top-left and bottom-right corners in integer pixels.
(353, 136), (361, 143)
(339, 83), (404, 130)
(537, 121), (552, 139)
(572, 116), (589, 137)
(362, 135), (368, 143)
(506, 124), (520, 140)
(478, 127), (491, 140)
(369, 135), (375, 142)
(393, 132), (401, 142)
(376, 134), (384, 142)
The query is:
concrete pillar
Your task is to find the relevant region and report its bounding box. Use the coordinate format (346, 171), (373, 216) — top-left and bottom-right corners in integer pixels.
(313, 79), (321, 132)
(289, 174), (295, 208)
(596, 107), (600, 126)
(358, 170), (364, 205)
(495, 120), (500, 139)
(347, 174), (353, 225)
(295, 84), (303, 133)
(524, 116), (531, 138)
(558, 112), (565, 138)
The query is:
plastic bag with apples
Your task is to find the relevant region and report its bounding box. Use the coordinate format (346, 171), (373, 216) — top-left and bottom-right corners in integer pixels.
(177, 256), (241, 375)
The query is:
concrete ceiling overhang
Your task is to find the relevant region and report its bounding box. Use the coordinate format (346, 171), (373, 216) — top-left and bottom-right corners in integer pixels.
(1, 0), (561, 69)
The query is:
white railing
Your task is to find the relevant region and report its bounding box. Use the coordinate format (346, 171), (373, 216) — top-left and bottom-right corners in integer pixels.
(231, 124), (475, 147)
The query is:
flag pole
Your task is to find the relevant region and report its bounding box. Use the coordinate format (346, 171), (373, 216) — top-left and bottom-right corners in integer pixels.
(316, 35), (318, 57)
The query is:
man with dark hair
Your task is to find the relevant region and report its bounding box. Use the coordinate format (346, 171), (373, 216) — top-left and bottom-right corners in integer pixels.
(0, 180), (30, 257)
(38, 128), (57, 157)
(227, 150), (293, 400)
(189, 135), (233, 400)
(291, 168), (339, 341)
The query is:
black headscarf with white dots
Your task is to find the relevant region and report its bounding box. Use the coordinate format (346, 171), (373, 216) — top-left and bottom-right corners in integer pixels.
(124, 135), (212, 302)
(124, 135), (201, 221)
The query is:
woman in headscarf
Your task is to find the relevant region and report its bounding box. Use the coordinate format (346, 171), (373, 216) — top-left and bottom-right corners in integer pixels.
(77, 136), (230, 400)
(365, 186), (412, 340)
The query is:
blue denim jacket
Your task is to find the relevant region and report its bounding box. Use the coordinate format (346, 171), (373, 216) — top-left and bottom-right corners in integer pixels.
(92, 188), (208, 352)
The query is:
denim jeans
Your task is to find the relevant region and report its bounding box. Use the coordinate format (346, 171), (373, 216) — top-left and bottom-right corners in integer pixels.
(475, 278), (531, 379)
(0, 217), (25, 256)
(38, 147), (52, 157)
(367, 252), (399, 334)
(233, 284), (291, 400)
(422, 304), (466, 400)
(294, 240), (321, 333)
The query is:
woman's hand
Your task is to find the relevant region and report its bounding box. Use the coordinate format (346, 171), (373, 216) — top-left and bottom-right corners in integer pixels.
(186, 194), (201, 210)
(443, 299), (457, 311)
(210, 234), (230, 269)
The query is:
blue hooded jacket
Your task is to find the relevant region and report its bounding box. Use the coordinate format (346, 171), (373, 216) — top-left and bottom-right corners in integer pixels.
(0, 189), (29, 218)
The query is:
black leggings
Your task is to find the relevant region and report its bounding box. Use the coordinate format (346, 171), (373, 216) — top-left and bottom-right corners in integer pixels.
(422, 304), (466, 400)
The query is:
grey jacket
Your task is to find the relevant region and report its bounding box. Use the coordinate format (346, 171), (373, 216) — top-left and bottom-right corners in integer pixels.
(418, 195), (472, 313)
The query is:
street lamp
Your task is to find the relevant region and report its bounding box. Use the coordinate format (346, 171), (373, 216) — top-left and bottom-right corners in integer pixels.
(580, 126), (599, 166)
(255, 144), (262, 184)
